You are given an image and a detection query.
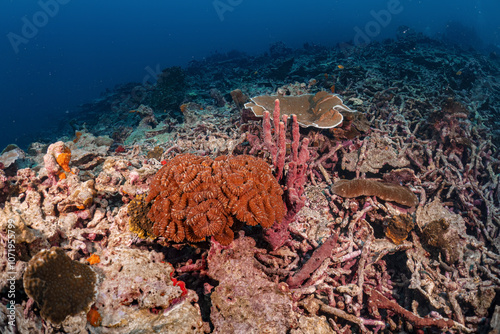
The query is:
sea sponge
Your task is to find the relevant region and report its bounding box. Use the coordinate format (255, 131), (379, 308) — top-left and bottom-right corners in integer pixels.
(383, 214), (414, 245)
(244, 91), (354, 128)
(330, 179), (418, 207)
(141, 153), (286, 245)
(44, 141), (73, 179)
(230, 89), (248, 109)
(23, 247), (98, 324)
(56, 146), (72, 173)
(421, 218), (462, 263)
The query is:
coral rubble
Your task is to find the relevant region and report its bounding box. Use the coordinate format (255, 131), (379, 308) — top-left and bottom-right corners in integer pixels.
(208, 234), (296, 333)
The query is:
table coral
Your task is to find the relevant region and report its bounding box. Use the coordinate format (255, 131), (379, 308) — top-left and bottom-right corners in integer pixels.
(244, 91), (354, 129)
(23, 247), (98, 324)
(143, 153), (286, 245)
(0, 146), (25, 169)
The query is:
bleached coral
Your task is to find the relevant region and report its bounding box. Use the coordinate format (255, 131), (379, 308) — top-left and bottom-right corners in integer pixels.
(341, 132), (410, 173)
(94, 247), (204, 333)
(0, 147), (25, 168)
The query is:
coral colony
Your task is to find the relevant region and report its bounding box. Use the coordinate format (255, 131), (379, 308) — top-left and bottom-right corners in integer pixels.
(2, 30), (500, 333)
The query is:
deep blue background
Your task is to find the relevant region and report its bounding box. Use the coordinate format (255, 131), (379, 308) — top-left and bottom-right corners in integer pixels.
(1, 0), (499, 150)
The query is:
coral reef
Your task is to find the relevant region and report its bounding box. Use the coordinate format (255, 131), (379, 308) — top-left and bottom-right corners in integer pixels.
(143, 153), (286, 245)
(23, 247), (98, 324)
(1, 31), (500, 333)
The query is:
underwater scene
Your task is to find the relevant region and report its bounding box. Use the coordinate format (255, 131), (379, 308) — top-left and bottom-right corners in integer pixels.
(1, 1), (500, 333)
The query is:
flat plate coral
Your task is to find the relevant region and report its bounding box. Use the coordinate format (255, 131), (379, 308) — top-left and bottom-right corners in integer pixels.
(244, 91), (354, 128)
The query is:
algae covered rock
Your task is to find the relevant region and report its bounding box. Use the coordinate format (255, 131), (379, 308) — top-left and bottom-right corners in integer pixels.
(93, 247), (204, 333)
(208, 234), (296, 333)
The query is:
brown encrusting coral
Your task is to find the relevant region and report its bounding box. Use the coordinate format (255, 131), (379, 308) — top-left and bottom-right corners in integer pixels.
(143, 153), (286, 245)
(128, 194), (155, 239)
(330, 179), (418, 207)
(23, 247), (98, 324)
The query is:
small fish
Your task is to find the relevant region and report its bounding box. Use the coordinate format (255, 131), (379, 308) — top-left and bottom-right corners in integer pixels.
(456, 71), (462, 75)
(129, 110), (137, 113)
(337, 65), (344, 70)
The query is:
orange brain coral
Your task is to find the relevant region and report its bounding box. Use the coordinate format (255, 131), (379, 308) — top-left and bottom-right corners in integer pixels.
(145, 154), (286, 245)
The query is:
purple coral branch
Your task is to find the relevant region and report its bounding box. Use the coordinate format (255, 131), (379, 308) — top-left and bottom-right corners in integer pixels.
(287, 233), (338, 289)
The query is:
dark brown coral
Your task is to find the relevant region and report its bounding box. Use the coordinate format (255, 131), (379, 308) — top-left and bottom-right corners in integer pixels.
(23, 247), (98, 324)
(144, 154), (286, 245)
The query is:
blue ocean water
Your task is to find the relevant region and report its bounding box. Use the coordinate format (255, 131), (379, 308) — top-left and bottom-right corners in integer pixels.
(1, 0), (499, 150)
